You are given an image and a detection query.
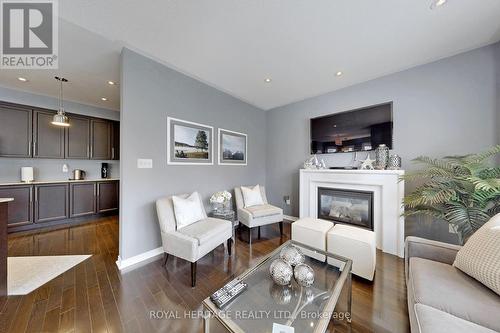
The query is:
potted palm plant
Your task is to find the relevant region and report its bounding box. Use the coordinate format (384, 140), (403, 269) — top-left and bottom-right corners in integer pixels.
(403, 145), (500, 244)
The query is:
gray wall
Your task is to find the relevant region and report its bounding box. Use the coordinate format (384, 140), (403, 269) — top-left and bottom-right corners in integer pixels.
(120, 48), (267, 260)
(0, 86), (120, 182)
(266, 44), (499, 243)
(496, 43), (500, 164)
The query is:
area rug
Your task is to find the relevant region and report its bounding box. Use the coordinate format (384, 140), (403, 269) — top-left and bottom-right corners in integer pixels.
(7, 255), (91, 295)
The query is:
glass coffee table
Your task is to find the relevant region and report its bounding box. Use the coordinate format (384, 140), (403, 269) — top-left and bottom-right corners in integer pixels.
(202, 240), (352, 333)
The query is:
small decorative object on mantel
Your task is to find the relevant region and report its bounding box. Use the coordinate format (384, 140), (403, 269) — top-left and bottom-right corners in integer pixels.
(279, 245), (305, 266)
(388, 154), (402, 170)
(359, 154), (376, 170)
(269, 259), (294, 286)
(293, 263), (315, 287)
(375, 144), (390, 169)
(210, 190), (232, 213)
(303, 154), (327, 169)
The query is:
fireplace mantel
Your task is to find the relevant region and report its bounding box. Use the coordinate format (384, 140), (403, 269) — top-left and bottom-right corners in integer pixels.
(299, 169), (405, 257)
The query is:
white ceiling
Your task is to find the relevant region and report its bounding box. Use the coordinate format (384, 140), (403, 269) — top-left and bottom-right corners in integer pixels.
(1, 0), (500, 111)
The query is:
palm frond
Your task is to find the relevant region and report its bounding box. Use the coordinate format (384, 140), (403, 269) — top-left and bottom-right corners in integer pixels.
(465, 145), (500, 163)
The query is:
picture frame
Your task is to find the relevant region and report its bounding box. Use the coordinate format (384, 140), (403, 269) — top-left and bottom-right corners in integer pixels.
(167, 117), (214, 165)
(218, 128), (247, 166)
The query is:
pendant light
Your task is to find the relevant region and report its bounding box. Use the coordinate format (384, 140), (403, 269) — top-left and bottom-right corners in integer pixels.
(51, 76), (70, 127)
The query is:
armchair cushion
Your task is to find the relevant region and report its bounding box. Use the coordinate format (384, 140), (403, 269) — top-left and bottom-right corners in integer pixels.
(241, 185), (264, 207)
(178, 217), (232, 245)
(172, 192), (205, 229)
(244, 204), (282, 218)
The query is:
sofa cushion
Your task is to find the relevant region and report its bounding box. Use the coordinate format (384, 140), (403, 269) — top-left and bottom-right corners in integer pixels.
(177, 217), (231, 245)
(409, 257), (500, 331)
(454, 213), (500, 296)
(244, 204), (282, 218)
(414, 304), (496, 333)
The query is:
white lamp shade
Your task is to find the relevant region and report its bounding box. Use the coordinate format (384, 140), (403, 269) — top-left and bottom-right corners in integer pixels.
(21, 167), (34, 182)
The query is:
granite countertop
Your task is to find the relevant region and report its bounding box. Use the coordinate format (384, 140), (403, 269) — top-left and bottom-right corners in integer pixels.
(0, 178), (119, 186)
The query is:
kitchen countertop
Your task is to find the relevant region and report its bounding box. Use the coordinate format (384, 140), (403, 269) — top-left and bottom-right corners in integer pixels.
(0, 198), (14, 203)
(0, 178), (119, 186)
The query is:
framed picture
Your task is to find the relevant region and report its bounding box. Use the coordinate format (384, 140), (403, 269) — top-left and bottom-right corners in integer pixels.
(218, 128), (247, 165)
(167, 117), (214, 165)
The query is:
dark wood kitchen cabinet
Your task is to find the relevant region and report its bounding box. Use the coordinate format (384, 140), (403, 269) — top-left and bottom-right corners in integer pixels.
(90, 119), (111, 160)
(65, 116), (90, 159)
(34, 184), (69, 223)
(69, 182), (96, 217)
(111, 121), (120, 160)
(33, 110), (65, 158)
(97, 181), (118, 212)
(0, 200), (8, 297)
(0, 185), (32, 226)
(0, 103), (32, 158)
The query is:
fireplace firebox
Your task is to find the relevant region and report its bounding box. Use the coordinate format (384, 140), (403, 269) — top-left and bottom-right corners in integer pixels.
(317, 187), (374, 230)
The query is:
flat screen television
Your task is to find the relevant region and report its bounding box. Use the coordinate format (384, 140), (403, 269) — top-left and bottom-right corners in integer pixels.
(311, 102), (393, 154)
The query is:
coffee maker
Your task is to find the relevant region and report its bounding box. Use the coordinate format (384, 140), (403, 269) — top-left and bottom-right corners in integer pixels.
(101, 163), (109, 179)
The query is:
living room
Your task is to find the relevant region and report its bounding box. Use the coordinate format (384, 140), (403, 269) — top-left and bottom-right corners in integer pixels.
(0, 1), (499, 333)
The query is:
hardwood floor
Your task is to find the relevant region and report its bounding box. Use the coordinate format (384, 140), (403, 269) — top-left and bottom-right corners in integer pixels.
(1, 217), (409, 333)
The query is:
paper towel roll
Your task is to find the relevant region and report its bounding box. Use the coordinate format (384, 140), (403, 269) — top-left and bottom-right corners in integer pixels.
(21, 167), (34, 182)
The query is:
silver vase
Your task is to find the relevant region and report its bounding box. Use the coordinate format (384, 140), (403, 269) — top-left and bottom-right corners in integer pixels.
(375, 144), (389, 170)
(388, 154), (402, 170)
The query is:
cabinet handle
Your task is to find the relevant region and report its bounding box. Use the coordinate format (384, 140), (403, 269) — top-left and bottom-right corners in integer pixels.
(112, 148), (115, 159)
(33, 140), (36, 156)
(29, 188), (33, 203)
(28, 141), (31, 156)
(87, 145), (90, 157)
(34, 188), (37, 202)
(90, 145), (93, 158)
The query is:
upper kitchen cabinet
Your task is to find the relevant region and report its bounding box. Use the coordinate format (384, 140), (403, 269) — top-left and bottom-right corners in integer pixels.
(111, 121), (120, 160)
(90, 119), (111, 160)
(0, 103), (32, 158)
(65, 115), (90, 159)
(33, 110), (65, 158)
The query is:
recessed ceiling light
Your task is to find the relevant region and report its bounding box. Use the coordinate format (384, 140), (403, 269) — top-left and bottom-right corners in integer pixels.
(18, 77), (28, 82)
(336, 71), (343, 77)
(107, 81), (115, 85)
(264, 78), (272, 83)
(101, 97), (108, 101)
(430, 0), (447, 9)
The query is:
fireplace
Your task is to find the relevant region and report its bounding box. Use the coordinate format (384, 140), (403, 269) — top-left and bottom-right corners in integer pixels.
(317, 187), (374, 230)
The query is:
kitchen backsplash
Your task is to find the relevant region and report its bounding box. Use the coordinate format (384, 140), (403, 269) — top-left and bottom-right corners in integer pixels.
(0, 158), (119, 182)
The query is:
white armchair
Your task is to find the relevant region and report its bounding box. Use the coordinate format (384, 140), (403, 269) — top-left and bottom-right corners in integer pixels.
(234, 185), (284, 244)
(155, 193), (233, 287)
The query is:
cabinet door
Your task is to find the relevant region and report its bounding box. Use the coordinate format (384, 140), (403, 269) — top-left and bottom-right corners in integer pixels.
(34, 184), (69, 223)
(65, 116), (90, 159)
(97, 181), (118, 213)
(90, 119), (111, 160)
(0, 185), (33, 226)
(0, 104), (32, 157)
(33, 110), (65, 158)
(69, 182), (96, 217)
(111, 121), (120, 160)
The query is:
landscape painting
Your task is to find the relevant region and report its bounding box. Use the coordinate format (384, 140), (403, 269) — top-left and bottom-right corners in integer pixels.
(167, 117), (213, 165)
(218, 128), (247, 165)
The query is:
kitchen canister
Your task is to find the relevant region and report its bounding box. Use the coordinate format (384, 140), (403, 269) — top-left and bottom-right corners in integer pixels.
(388, 154), (402, 170)
(375, 144), (390, 169)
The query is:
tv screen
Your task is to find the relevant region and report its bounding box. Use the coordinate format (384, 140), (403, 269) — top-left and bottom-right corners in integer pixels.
(311, 102), (393, 154)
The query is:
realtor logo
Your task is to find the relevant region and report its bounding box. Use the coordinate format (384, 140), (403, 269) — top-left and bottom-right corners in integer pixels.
(1, 0), (58, 68)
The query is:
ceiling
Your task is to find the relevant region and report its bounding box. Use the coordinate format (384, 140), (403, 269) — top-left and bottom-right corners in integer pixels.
(1, 0), (500, 111)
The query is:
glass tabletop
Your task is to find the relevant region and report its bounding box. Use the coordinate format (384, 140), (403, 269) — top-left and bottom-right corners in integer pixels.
(203, 240), (352, 333)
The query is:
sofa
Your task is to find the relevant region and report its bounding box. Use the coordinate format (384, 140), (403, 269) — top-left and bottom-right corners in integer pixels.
(405, 237), (500, 333)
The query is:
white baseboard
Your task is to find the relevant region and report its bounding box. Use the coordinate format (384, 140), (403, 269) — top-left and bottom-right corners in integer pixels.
(116, 246), (164, 271)
(284, 215), (299, 222)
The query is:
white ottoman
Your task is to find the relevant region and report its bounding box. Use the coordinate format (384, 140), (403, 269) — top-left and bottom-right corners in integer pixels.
(292, 218), (334, 261)
(327, 224), (376, 281)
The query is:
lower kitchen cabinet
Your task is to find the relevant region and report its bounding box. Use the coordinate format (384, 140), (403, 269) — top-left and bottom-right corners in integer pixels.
(34, 184), (69, 223)
(70, 182), (96, 217)
(0, 185), (32, 226)
(97, 181), (119, 212)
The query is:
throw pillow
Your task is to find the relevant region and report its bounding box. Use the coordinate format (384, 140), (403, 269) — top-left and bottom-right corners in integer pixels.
(172, 192), (205, 230)
(453, 213), (500, 296)
(241, 185), (264, 207)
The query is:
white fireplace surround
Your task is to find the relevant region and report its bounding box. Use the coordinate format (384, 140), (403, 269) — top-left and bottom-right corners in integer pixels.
(299, 169), (405, 258)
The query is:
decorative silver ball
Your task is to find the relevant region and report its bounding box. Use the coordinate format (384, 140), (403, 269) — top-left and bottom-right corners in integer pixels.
(279, 245), (305, 267)
(294, 264), (315, 287)
(269, 259), (293, 286)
